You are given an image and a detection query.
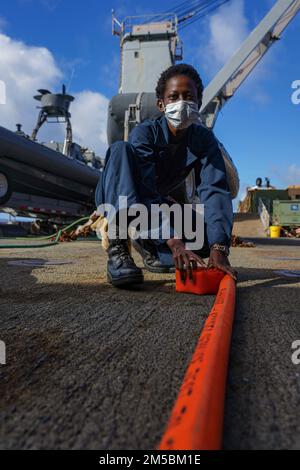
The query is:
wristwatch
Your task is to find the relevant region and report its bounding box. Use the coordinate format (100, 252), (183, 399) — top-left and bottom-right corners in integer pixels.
(210, 243), (230, 257)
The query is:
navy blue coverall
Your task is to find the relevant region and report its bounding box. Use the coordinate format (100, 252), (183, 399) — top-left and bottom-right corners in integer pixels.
(95, 115), (233, 266)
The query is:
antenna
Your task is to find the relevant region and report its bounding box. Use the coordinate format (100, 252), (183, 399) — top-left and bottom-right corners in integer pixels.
(112, 9), (123, 36)
(66, 66), (75, 93)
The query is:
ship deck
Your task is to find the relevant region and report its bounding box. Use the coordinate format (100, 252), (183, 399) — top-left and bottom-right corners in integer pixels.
(1, 236), (300, 449)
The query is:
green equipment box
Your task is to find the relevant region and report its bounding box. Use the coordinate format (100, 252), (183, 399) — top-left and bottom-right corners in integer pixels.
(272, 200), (300, 226)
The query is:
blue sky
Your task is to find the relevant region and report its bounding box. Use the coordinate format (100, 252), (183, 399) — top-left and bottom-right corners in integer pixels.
(0, 0), (300, 204)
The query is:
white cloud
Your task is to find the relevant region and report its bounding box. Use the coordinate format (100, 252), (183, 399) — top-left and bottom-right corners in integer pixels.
(200, 0), (249, 75)
(0, 33), (62, 136)
(71, 91), (109, 156)
(0, 31), (109, 156)
(273, 164), (300, 186)
(196, 0), (276, 108)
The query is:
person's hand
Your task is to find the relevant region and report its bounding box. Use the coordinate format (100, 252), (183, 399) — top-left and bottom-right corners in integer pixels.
(208, 249), (237, 281)
(167, 238), (206, 282)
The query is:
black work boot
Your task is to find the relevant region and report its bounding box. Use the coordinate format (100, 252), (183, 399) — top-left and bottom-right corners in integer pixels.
(107, 238), (144, 287)
(131, 238), (175, 273)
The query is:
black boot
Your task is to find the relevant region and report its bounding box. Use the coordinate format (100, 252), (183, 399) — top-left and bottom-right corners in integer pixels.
(131, 238), (175, 273)
(107, 238), (144, 287)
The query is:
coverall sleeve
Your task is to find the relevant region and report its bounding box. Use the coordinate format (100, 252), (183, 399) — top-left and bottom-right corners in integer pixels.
(195, 127), (233, 247)
(128, 124), (164, 207)
(128, 124), (176, 241)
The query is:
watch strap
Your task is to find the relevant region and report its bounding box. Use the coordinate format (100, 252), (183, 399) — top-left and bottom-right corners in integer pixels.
(210, 243), (230, 256)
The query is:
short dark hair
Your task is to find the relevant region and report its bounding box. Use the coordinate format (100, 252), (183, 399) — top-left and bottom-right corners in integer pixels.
(155, 63), (204, 104)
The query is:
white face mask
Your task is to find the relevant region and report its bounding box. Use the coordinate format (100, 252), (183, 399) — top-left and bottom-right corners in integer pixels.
(163, 100), (200, 129)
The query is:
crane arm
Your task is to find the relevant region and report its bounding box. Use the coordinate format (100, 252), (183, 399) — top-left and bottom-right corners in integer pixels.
(200, 0), (300, 128)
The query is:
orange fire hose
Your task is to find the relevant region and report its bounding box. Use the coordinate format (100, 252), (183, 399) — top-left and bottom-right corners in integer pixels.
(158, 274), (236, 450)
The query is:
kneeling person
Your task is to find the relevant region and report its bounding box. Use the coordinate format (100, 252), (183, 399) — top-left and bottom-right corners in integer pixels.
(95, 63), (237, 286)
